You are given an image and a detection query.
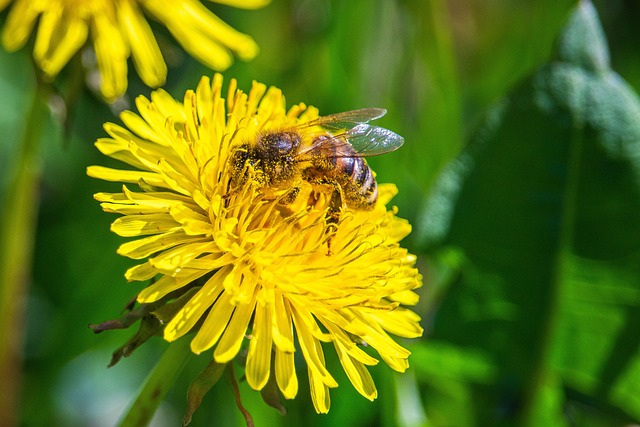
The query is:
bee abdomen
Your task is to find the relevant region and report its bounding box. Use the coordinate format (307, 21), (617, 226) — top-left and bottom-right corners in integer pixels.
(341, 157), (377, 209)
(306, 141), (379, 210)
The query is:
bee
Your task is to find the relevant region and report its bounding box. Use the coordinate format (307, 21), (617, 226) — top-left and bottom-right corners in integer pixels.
(229, 108), (404, 226)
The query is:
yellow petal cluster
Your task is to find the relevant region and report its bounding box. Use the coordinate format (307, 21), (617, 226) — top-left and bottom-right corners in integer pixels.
(0, 0), (267, 101)
(88, 74), (423, 413)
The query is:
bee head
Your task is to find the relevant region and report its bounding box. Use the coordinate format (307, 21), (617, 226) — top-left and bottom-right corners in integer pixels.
(256, 131), (301, 159)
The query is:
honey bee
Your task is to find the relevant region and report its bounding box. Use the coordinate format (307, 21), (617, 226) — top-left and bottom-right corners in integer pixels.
(229, 108), (404, 225)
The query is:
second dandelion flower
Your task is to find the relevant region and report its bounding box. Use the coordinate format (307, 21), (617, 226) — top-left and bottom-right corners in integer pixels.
(0, 0), (268, 100)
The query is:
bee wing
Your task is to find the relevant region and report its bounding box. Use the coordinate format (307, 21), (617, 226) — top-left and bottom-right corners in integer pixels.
(341, 124), (405, 156)
(299, 108), (388, 131)
(299, 124), (405, 158)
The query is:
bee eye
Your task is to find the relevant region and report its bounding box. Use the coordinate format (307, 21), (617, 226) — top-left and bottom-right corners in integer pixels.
(259, 132), (299, 155)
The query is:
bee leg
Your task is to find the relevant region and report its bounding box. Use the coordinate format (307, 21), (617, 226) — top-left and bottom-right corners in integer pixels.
(225, 156), (249, 207)
(280, 186), (300, 205)
(223, 177), (235, 208)
(325, 186), (344, 256)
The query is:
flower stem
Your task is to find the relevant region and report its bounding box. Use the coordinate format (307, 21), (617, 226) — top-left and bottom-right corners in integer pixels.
(0, 76), (49, 427)
(118, 338), (192, 427)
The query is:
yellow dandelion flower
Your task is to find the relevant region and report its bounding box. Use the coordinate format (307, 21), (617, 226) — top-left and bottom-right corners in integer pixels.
(0, 0), (268, 101)
(87, 74), (423, 413)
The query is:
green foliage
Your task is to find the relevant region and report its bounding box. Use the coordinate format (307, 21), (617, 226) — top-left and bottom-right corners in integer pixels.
(416, 1), (640, 425)
(3, 0), (640, 426)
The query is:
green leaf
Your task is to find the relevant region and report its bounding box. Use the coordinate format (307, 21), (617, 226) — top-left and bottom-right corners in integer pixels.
(557, 255), (640, 425)
(411, 342), (497, 385)
(556, 0), (609, 73)
(416, 1), (640, 425)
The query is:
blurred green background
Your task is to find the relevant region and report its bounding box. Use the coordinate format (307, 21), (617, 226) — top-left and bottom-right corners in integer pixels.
(2, 0), (640, 426)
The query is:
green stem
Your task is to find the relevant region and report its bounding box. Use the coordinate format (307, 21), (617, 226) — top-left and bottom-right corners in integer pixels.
(415, 0), (462, 188)
(0, 76), (49, 427)
(118, 338), (192, 427)
(518, 102), (584, 427)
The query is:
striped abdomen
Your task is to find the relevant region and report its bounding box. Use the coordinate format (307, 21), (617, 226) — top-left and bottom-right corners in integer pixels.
(305, 141), (378, 210)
